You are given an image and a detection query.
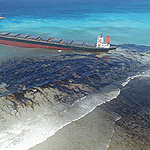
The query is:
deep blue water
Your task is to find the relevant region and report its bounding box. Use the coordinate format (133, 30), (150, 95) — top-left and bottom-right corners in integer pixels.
(0, 0), (150, 45)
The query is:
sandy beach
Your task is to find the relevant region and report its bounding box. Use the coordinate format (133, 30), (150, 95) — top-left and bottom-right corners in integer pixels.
(30, 76), (150, 150)
(30, 107), (116, 150)
(30, 105), (150, 150)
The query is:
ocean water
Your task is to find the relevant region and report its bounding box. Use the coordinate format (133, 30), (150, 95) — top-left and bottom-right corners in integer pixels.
(0, 0), (150, 45)
(0, 1), (150, 150)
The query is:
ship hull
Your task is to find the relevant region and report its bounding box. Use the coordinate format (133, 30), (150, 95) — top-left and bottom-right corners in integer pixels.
(0, 35), (116, 52)
(0, 39), (71, 50)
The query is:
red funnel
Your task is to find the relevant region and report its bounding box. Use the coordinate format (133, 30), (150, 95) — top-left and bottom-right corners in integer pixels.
(105, 36), (110, 44)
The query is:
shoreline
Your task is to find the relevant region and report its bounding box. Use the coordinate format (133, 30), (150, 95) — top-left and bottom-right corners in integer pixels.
(30, 76), (150, 150)
(30, 106), (116, 150)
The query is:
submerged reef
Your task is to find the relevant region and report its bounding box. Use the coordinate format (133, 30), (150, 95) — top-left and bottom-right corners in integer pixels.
(0, 17), (6, 19)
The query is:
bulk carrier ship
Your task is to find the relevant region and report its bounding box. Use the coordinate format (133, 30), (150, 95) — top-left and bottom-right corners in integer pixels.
(0, 32), (116, 52)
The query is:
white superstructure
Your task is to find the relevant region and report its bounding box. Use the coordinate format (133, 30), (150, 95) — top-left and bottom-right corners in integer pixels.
(96, 33), (110, 48)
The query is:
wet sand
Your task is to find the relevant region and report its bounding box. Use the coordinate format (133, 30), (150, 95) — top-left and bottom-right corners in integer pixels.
(29, 106), (150, 150)
(108, 126), (150, 150)
(30, 107), (115, 150)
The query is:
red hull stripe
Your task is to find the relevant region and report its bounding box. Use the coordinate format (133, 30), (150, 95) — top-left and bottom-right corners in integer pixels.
(0, 39), (71, 50)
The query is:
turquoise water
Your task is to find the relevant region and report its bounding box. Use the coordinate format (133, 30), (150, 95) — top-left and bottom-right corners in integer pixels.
(0, 1), (150, 45)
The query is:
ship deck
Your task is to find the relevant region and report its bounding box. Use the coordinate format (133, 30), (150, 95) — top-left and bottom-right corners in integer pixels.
(0, 32), (96, 48)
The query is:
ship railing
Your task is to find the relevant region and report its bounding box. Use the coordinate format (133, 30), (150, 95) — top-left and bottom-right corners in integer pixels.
(0, 32), (29, 39)
(83, 42), (96, 48)
(48, 38), (63, 43)
(59, 40), (73, 45)
(0, 32), (11, 36)
(70, 41), (95, 48)
(40, 37), (50, 41)
(0, 32), (97, 48)
(71, 41), (84, 47)
(17, 34), (30, 38)
(9, 33), (21, 37)
(26, 35), (40, 40)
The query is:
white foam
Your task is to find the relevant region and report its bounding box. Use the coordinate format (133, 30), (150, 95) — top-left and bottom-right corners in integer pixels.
(121, 70), (150, 87)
